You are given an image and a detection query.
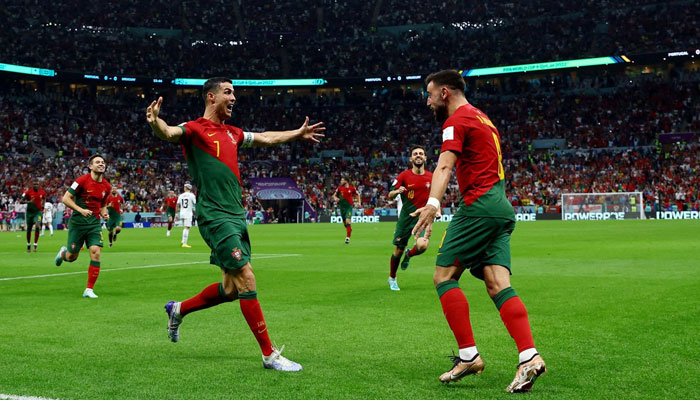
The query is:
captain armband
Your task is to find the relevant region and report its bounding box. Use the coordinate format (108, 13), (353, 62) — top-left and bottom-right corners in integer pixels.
(241, 131), (255, 148)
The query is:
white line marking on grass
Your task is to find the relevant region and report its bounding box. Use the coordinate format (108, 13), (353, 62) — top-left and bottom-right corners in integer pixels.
(0, 395), (60, 400)
(0, 254), (300, 281)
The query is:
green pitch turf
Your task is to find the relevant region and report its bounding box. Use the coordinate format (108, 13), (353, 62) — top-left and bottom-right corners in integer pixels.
(0, 220), (698, 400)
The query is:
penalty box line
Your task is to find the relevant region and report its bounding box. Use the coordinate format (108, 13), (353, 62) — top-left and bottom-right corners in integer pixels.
(0, 254), (300, 282)
(0, 395), (60, 400)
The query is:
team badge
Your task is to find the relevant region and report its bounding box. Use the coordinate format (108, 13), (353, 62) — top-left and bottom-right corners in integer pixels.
(226, 130), (236, 144)
(231, 248), (242, 261)
(71, 242), (77, 250)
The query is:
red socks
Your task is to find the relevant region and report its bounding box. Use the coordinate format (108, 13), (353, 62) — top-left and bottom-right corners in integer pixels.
(86, 261), (100, 289)
(239, 292), (273, 356)
(34, 229), (39, 244)
(436, 281), (475, 349)
(389, 255), (400, 278)
(498, 296), (536, 352)
(435, 283), (536, 354)
(168, 222), (173, 231)
(345, 224), (352, 237)
(408, 245), (425, 257)
(180, 283), (233, 317)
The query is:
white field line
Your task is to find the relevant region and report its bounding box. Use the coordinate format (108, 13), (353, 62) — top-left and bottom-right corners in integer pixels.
(0, 395), (60, 400)
(0, 254), (300, 282)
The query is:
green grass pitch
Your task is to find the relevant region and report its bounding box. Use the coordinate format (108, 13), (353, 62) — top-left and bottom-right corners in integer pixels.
(0, 220), (698, 399)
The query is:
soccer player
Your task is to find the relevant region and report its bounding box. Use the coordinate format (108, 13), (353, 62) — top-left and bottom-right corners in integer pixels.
(386, 145), (433, 291)
(146, 77), (324, 371)
(22, 180), (46, 252)
(105, 187), (124, 247)
(177, 182), (196, 248)
(54, 154), (111, 299)
(412, 70), (546, 392)
(332, 177), (360, 244)
(164, 190), (178, 237)
(41, 200), (54, 236)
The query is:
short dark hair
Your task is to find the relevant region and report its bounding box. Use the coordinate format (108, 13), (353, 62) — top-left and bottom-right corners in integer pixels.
(202, 77), (232, 102)
(424, 70), (465, 92)
(410, 145), (425, 154)
(88, 154), (105, 165)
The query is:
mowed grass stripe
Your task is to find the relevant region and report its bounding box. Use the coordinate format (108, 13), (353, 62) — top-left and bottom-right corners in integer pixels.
(0, 254), (301, 281)
(0, 221), (698, 400)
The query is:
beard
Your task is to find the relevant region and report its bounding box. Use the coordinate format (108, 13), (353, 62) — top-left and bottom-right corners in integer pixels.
(433, 104), (448, 122)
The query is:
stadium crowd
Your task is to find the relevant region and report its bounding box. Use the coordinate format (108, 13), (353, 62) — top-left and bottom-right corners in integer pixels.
(1, 66), (698, 222)
(1, 1), (697, 79)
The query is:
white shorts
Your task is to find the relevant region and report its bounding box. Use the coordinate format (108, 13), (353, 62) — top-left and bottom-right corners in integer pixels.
(43, 215), (53, 223)
(180, 213), (193, 227)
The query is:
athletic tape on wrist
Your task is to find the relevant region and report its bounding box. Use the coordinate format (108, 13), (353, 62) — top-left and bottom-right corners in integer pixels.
(427, 197), (441, 209)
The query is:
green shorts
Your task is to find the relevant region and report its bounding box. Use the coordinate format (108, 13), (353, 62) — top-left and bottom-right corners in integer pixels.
(106, 210), (121, 231)
(26, 210), (42, 226)
(339, 206), (353, 221)
(66, 220), (104, 252)
(166, 207), (176, 219)
(392, 215), (424, 248)
(436, 215), (515, 280)
(199, 218), (251, 271)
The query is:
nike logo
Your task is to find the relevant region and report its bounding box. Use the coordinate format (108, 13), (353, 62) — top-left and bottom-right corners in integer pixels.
(86, 190), (92, 193)
(257, 328), (267, 334)
(207, 132), (217, 136)
(408, 184), (415, 187)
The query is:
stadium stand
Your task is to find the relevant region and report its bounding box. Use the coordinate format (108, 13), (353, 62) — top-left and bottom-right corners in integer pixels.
(1, 1), (699, 222)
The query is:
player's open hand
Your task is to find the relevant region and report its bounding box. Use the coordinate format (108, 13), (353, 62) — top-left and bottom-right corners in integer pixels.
(410, 205), (438, 239)
(397, 186), (406, 194)
(101, 210), (110, 220)
(146, 97), (163, 125)
(298, 116), (325, 143)
(80, 208), (94, 218)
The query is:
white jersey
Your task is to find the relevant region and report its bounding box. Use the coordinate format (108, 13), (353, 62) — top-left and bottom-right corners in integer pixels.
(43, 202), (54, 220)
(177, 192), (196, 215)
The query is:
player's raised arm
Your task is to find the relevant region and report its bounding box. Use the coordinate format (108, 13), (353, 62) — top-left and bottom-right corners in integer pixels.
(251, 116), (325, 147)
(410, 150), (457, 239)
(147, 97), (184, 144)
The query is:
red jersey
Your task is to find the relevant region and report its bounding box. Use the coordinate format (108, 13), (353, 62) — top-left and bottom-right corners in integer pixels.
(179, 118), (254, 221)
(164, 197), (178, 210)
(23, 188), (47, 213)
(440, 103), (514, 219)
(106, 194), (124, 213)
(67, 173), (111, 225)
(392, 169), (433, 215)
(337, 185), (358, 208)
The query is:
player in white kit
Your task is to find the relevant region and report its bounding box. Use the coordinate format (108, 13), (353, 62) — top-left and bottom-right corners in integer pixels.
(41, 201), (54, 236)
(177, 182), (197, 248)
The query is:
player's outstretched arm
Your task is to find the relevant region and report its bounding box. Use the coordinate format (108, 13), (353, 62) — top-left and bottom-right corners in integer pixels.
(146, 97), (183, 144)
(252, 116), (325, 147)
(410, 151), (457, 239)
